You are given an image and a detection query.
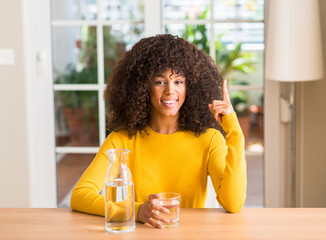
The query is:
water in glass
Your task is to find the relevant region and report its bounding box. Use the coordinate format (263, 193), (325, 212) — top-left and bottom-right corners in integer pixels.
(155, 192), (180, 228)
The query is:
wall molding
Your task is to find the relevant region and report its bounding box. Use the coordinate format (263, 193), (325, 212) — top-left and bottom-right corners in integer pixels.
(264, 79), (285, 207)
(297, 83), (305, 207)
(264, 0), (285, 207)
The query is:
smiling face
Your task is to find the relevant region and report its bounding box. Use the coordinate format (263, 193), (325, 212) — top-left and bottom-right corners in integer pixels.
(149, 69), (186, 121)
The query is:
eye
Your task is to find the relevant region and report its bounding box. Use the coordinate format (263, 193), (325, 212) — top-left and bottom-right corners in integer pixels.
(154, 80), (165, 85)
(175, 79), (185, 84)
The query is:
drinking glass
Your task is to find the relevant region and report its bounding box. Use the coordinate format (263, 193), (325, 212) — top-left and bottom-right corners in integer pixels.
(154, 192), (181, 228)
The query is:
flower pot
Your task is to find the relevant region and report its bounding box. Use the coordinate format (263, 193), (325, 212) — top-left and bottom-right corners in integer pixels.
(63, 107), (99, 146)
(238, 115), (251, 140)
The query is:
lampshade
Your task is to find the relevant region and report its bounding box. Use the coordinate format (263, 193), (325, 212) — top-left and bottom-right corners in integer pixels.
(265, 0), (324, 82)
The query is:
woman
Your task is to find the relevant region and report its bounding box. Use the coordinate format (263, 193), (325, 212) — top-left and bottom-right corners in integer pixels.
(70, 34), (247, 229)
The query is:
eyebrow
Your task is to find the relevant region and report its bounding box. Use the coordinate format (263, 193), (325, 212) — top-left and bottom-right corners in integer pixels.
(174, 73), (185, 77)
(155, 73), (185, 78)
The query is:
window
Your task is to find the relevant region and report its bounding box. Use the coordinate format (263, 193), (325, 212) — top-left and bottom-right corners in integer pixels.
(51, 0), (264, 208)
(51, 0), (145, 207)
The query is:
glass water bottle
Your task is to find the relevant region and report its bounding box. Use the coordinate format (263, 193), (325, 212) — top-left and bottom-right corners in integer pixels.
(105, 149), (135, 233)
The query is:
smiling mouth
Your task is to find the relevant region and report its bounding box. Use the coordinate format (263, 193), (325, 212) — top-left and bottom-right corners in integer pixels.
(162, 100), (177, 104)
(161, 100), (178, 107)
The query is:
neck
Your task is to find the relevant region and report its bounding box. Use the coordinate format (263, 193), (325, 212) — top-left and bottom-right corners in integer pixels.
(149, 115), (179, 134)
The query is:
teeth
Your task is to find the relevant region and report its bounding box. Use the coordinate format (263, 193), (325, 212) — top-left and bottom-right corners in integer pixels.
(162, 100), (176, 104)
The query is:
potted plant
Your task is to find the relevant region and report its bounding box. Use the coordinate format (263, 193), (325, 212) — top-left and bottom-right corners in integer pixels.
(54, 26), (117, 146)
(55, 64), (99, 146)
(229, 89), (251, 139)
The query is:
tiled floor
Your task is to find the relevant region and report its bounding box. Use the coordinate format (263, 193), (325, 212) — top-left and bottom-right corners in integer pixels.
(245, 154), (264, 207)
(56, 153), (95, 205)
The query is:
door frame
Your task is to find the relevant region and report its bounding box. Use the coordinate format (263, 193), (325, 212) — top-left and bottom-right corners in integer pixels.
(22, 0), (57, 207)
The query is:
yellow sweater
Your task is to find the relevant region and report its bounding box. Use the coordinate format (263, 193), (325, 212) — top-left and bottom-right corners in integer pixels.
(70, 112), (247, 220)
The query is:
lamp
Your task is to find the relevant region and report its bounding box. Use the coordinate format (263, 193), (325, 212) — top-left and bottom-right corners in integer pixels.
(265, 0), (324, 207)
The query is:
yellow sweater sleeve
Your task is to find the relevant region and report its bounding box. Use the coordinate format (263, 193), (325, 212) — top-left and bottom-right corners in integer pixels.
(70, 132), (143, 220)
(208, 112), (247, 213)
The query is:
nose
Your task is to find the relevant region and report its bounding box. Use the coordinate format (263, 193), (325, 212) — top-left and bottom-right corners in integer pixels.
(164, 81), (175, 95)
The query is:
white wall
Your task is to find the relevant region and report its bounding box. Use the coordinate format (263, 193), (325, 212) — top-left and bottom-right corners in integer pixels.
(297, 0), (326, 207)
(280, 0), (326, 207)
(264, 0), (326, 208)
(0, 0), (30, 207)
(0, 0), (56, 208)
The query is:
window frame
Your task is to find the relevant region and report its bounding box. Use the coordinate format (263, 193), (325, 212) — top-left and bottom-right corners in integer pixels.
(24, 0), (283, 208)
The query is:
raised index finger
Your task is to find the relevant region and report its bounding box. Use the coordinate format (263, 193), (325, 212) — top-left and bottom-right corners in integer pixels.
(223, 79), (229, 101)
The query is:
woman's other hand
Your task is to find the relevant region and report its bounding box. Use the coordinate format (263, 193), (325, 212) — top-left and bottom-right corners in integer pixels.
(208, 80), (234, 123)
(137, 194), (170, 229)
